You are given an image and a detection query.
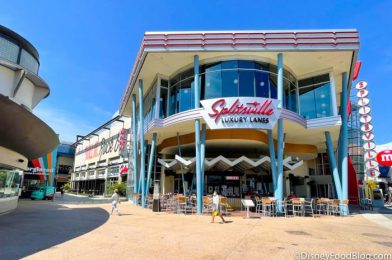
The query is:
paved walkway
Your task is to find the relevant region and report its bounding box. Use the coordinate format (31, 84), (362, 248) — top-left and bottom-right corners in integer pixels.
(1, 197), (390, 260)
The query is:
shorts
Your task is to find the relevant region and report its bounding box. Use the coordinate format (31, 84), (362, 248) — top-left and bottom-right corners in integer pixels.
(213, 210), (220, 216)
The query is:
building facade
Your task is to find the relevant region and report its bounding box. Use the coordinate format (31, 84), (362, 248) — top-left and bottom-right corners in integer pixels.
(0, 25), (59, 214)
(70, 116), (131, 196)
(21, 143), (75, 197)
(119, 30), (359, 214)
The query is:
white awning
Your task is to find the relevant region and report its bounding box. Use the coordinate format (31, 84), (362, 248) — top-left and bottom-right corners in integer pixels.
(158, 155), (303, 173)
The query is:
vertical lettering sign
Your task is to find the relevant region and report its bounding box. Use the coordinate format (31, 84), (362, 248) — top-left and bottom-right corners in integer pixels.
(200, 97), (281, 129)
(356, 81), (379, 177)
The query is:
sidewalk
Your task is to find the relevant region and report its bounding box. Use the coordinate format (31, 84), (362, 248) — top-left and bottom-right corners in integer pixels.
(25, 202), (392, 260)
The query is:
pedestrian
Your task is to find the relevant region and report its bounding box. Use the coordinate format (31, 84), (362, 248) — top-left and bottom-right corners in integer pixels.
(60, 186), (64, 198)
(210, 191), (226, 224)
(111, 189), (121, 216)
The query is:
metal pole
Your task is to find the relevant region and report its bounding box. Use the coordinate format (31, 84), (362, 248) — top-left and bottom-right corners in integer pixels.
(340, 72), (349, 210)
(276, 53), (284, 213)
(325, 131), (343, 200)
(194, 55), (202, 214)
(200, 123), (206, 196)
(132, 95), (138, 201)
(145, 133), (157, 198)
(138, 79), (146, 208)
(267, 130), (277, 194)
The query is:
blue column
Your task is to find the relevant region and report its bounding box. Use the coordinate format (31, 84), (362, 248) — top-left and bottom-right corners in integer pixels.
(267, 130), (277, 194)
(200, 123), (206, 196)
(138, 79), (146, 208)
(276, 53), (284, 211)
(340, 72), (349, 206)
(131, 95), (138, 201)
(145, 133), (157, 199)
(325, 131), (343, 200)
(194, 55), (202, 214)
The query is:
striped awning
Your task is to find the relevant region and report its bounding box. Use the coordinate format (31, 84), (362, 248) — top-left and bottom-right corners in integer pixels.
(158, 155), (303, 173)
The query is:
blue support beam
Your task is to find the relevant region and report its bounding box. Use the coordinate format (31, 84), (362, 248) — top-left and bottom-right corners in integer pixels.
(276, 53), (284, 211)
(340, 72), (349, 212)
(325, 131), (342, 200)
(131, 95), (138, 203)
(138, 79), (146, 208)
(194, 55), (202, 214)
(145, 133), (157, 199)
(200, 123), (206, 196)
(267, 130), (277, 193)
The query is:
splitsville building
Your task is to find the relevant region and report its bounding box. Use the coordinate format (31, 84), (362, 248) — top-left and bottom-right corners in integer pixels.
(117, 29), (359, 214)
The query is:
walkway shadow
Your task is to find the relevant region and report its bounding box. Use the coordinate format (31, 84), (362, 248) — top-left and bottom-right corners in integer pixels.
(0, 200), (109, 260)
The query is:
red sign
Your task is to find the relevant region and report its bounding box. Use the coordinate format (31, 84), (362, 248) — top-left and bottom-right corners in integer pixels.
(377, 150), (392, 166)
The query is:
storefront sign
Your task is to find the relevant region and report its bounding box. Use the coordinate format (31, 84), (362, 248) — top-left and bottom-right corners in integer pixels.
(225, 176), (240, 180)
(355, 80), (379, 177)
(200, 97), (281, 129)
(376, 150), (392, 166)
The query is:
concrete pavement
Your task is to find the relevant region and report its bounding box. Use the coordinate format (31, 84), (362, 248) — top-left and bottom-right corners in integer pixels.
(0, 196), (391, 260)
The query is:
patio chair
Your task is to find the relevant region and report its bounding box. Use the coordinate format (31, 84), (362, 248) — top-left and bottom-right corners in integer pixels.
(303, 198), (314, 217)
(220, 196), (233, 216)
(291, 198), (304, 216)
(255, 197), (263, 215)
(315, 198), (328, 215)
(329, 199), (340, 216)
(261, 197), (274, 217)
(176, 196), (187, 214)
(203, 196), (212, 214)
(147, 194), (154, 209)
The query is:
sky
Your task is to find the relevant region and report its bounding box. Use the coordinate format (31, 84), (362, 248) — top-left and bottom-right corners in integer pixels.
(0, 0), (391, 144)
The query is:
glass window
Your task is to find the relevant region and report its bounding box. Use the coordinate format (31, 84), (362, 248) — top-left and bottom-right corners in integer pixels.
(20, 49), (39, 74)
(239, 70), (255, 97)
(160, 87), (168, 118)
(299, 74), (332, 119)
(0, 169), (21, 198)
(314, 83), (332, 118)
(299, 85), (316, 119)
(205, 63), (222, 99)
(169, 60), (301, 114)
(0, 36), (19, 63)
(255, 71), (270, 98)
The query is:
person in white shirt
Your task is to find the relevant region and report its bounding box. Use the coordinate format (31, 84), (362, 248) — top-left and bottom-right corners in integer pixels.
(210, 191), (226, 224)
(111, 189), (121, 216)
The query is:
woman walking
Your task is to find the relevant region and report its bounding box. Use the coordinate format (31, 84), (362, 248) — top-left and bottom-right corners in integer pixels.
(210, 191), (226, 224)
(111, 189), (121, 216)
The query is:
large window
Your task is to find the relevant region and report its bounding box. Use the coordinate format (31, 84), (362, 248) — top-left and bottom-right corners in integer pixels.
(168, 60), (297, 116)
(298, 74), (332, 119)
(0, 35), (40, 74)
(0, 169), (21, 198)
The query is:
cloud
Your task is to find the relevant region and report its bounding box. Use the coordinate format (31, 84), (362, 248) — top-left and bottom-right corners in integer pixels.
(33, 103), (95, 143)
(85, 103), (113, 118)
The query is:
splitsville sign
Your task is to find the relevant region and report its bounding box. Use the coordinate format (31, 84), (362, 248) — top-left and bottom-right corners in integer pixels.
(200, 97), (281, 129)
(356, 81), (379, 177)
